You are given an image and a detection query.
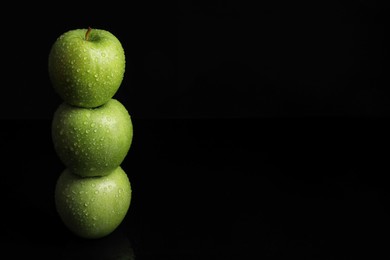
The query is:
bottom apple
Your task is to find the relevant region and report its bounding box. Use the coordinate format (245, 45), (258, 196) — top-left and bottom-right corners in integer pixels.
(55, 166), (131, 239)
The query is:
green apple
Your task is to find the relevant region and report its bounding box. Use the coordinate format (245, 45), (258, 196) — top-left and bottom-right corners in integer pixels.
(48, 27), (126, 108)
(52, 98), (133, 177)
(55, 166), (132, 239)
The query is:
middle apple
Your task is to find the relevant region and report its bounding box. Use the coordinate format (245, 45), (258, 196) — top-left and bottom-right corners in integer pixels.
(52, 99), (133, 177)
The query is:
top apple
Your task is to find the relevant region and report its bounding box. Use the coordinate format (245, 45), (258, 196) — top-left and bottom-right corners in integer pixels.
(48, 28), (126, 108)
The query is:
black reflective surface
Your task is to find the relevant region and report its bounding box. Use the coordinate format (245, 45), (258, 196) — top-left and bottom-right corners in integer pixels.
(2, 118), (389, 258)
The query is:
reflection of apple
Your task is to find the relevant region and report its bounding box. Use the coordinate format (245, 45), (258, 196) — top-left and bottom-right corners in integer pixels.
(59, 229), (135, 259)
(52, 98), (133, 177)
(48, 27), (126, 108)
(55, 166), (131, 239)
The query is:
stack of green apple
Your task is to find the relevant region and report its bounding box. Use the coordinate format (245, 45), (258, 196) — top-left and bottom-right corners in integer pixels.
(48, 27), (133, 239)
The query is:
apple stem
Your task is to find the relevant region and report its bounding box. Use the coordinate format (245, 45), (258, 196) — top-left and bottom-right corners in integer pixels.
(85, 27), (92, 41)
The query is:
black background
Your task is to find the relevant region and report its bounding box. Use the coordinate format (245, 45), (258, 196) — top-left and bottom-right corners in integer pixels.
(1, 1), (389, 259)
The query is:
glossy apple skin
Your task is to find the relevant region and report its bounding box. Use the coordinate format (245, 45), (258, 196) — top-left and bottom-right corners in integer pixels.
(52, 98), (133, 177)
(55, 166), (131, 239)
(48, 28), (126, 108)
